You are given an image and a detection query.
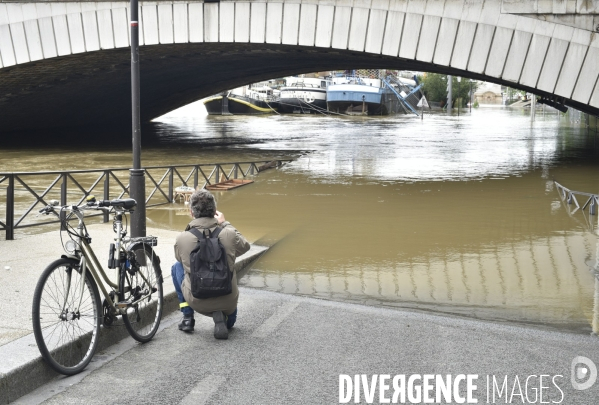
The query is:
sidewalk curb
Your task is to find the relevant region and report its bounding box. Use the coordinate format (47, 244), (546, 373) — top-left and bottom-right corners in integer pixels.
(0, 245), (267, 404)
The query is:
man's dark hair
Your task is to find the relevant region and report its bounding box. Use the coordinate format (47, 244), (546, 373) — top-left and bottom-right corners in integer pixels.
(190, 189), (216, 218)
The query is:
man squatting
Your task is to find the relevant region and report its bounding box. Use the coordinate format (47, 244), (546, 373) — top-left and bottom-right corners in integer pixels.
(171, 189), (250, 339)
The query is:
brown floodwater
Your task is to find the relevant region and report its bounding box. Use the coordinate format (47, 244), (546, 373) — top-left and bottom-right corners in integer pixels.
(2, 103), (598, 332)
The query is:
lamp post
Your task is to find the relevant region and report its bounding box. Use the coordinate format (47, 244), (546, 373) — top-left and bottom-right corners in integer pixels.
(130, 0), (146, 237)
(457, 77), (461, 117)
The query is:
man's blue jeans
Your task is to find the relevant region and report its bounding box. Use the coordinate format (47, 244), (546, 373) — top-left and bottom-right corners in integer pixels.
(171, 262), (237, 328)
(171, 262), (193, 316)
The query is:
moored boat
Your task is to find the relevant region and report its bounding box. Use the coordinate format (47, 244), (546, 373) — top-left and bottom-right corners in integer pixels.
(203, 93), (230, 115)
(204, 84), (279, 115)
(278, 77), (331, 114)
(326, 74), (422, 116)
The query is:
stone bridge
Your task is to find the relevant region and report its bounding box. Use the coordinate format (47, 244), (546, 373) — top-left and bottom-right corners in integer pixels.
(1, 0), (598, 132)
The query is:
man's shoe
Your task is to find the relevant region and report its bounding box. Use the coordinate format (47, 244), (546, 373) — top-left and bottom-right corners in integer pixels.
(212, 311), (228, 340)
(178, 314), (195, 332)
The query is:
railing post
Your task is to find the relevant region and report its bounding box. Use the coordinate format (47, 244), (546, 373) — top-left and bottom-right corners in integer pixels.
(250, 164), (255, 175)
(168, 167), (174, 203)
(60, 173), (67, 230)
(194, 166), (198, 189)
(103, 171), (110, 222)
(214, 165), (220, 184)
(6, 175), (14, 240)
(234, 164), (238, 179)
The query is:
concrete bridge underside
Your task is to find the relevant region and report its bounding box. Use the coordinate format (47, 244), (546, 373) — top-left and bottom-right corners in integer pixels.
(1, 0), (599, 133)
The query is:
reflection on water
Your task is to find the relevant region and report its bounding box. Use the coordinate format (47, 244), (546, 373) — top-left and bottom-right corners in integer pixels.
(2, 102), (599, 332)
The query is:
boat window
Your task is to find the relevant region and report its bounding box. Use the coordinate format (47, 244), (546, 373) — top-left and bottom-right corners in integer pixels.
(321, 81), (327, 88)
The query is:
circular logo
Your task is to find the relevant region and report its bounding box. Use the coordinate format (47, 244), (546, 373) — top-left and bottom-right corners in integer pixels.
(571, 356), (597, 390)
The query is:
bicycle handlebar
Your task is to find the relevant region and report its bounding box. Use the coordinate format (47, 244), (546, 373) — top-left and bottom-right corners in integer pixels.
(38, 198), (136, 216)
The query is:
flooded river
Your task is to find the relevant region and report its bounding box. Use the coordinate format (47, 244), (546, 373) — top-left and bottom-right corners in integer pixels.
(2, 103), (599, 332)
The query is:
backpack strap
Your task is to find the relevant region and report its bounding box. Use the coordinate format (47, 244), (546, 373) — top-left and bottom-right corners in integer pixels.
(188, 226), (222, 240)
(188, 227), (204, 240)
(210, 226), (223, 239)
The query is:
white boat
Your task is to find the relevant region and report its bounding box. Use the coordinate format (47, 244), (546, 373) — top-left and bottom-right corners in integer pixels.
(278, 77), (331, 114)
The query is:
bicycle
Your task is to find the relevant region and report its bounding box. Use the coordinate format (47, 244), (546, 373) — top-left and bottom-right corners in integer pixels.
(32, 197), (164, 375)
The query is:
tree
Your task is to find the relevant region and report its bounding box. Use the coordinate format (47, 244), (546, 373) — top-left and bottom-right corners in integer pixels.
(419, 73), (447, 104)
(420, 73), (479, 108)
(505, 87), (526, 104)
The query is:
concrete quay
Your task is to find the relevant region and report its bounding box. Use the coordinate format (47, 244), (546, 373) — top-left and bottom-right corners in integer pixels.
(1, 224), (599, 403)
(0, 224), (267, 404)
(11, 288), (599, 404)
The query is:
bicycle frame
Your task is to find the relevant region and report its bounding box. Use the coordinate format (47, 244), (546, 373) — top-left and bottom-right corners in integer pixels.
(33, 199), (164, 377)
(60, 206), (155, 317)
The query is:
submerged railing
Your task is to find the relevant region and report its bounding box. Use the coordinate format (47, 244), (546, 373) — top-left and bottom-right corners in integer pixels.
(554, 181), (599, 216)
(0, 159), (293, 240)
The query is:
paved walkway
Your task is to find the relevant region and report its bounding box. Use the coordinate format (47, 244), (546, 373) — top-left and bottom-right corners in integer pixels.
(13, 288), (599, 404)
(0, 223), (267, 403)
(0, 223), (181, 347)
(2, 225), (599, 403)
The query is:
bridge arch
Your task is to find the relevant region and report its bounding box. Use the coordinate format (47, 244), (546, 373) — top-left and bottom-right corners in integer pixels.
(1, 0), (598, 132)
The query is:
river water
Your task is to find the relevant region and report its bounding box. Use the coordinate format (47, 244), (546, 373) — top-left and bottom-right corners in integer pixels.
(2, 103), (599, 333)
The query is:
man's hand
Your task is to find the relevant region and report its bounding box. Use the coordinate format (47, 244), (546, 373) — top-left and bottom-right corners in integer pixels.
(214, 210), (225, 224)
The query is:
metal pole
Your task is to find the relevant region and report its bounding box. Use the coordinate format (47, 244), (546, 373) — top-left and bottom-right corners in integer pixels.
(531, 94), (536, 122)
(214, 165), (220, 184)
(168, 167), (174, 203)
(6, 175), (14, 240)
(129, 0), (146, 237)
(60, 174), (67, 231)
(447, 75), (452, 113)
(103, 171), (110, 223)
(457, 77), (462, 117)
(469, 81), (472, 113)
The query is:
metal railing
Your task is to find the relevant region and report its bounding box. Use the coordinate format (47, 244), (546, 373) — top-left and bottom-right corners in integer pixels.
(0, 159), (292, 240)
(554, 181), (598, 216)
(382, 75), (423, 116)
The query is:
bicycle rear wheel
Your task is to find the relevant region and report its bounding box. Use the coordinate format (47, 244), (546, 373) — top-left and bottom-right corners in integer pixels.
(121, 243), (163, 343)
(32, 258), (101, 375)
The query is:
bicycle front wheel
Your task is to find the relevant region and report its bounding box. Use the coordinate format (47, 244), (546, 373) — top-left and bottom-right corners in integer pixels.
(32, 258), (101, 375)
(121, 243), (163, 343)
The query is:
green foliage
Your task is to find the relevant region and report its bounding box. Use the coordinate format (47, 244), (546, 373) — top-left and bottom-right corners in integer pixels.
(505, 87), (525, 103)
(420, 73), (479, 107)
(420, 73), (447, 104)
(473, 100), (480, 108)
